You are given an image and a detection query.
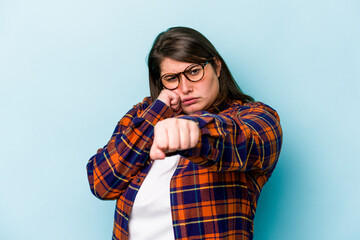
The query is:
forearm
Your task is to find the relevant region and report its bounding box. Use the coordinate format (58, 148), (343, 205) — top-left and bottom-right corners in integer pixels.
(86, 98), (174, 200)
(178, 102), (283, 172)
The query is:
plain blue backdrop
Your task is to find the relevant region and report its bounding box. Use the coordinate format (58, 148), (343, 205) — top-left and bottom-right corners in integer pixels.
(1, 0), (359, 239)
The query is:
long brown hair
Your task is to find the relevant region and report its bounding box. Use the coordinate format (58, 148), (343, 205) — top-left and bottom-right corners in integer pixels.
(147, 26), (254, 111)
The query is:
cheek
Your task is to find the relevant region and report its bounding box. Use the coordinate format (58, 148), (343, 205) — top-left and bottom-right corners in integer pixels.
(209, 77), (220, 98)
(172, 88), (183, 96)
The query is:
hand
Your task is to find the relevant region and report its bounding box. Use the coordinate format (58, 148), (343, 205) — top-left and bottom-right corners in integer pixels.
(150, 118), (200, 160)
(157, 89), (182, 115)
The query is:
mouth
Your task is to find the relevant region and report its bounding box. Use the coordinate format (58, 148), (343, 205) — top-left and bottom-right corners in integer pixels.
(182, 97), (199, 106)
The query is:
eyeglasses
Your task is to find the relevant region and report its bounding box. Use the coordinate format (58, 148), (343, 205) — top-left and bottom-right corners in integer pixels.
(160, 61), (210, 90)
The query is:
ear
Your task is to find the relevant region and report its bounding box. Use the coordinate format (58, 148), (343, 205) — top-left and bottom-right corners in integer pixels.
(214, 58), (222, 78)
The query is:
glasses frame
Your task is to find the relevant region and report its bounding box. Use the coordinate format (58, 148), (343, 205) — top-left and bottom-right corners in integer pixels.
(160, 61), (211, 90)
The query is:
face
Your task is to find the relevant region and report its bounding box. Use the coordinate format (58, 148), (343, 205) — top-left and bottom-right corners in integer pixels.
(160, 57), (221, 114)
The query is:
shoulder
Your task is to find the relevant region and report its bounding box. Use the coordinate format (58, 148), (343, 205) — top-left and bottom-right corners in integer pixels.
(224, 100), (281, 123)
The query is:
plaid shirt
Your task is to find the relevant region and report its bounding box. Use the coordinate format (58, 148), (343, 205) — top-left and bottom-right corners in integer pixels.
(87, 97), (282, 240)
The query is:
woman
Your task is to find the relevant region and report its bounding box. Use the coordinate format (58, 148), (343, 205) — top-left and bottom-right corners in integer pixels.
(87, 26), (282, 240)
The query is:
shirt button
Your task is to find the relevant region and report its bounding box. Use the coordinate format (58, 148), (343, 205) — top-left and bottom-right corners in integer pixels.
(136, 178), (141, 183)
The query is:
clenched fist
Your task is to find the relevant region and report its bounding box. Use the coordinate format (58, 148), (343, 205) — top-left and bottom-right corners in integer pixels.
(157, 89), (182, 115)
(150, 118), (200, 160)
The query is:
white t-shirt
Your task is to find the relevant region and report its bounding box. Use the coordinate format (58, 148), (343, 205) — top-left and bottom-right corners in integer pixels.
(128, 154), (180, 240)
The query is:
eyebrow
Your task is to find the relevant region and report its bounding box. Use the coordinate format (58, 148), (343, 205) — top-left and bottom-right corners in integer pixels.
(160, 63), (195, 77)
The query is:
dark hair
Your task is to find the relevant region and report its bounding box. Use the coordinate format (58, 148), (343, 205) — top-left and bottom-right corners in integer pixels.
(147, 26), (254, 111)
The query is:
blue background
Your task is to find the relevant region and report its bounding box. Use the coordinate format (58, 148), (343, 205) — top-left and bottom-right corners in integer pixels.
(1, 0), (359, 239)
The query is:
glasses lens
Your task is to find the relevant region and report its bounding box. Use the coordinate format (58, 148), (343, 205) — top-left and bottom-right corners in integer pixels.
(161, 74), (178, 90)
(184, 64), (204, 81)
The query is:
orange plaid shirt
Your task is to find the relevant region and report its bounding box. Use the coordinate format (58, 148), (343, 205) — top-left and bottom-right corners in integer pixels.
(87, 97), (282, 239)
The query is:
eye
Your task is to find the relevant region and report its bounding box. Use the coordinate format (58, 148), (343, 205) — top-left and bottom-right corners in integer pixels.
(186, 65), (202, 76)
(163, 75), (178, 82)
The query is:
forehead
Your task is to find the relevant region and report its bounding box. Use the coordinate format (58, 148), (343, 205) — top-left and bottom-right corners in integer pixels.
(160, 58), (194, 75)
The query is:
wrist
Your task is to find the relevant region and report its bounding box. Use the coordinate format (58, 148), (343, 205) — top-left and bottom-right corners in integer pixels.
(157, 96), (170, 107)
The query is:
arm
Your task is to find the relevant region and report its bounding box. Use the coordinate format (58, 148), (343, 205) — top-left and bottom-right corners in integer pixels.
(86, 97), (174, 200)
(177, 101), (283, 172)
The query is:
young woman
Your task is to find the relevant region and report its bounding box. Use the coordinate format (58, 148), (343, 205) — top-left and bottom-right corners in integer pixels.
(87, 26), (283, 240)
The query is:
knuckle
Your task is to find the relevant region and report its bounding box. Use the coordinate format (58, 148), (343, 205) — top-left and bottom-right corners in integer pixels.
(157, 140), (167, 150)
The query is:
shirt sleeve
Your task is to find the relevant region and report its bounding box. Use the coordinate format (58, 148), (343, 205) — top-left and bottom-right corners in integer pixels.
(86, 97), (174, 200)
(177, 102), (283, 173)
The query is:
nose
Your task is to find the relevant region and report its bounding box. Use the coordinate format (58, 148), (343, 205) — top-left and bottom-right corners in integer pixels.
(178, 74), (193, 94)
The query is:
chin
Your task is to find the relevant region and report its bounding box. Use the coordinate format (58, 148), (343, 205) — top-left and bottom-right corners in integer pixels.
(182, 106), (202, 115)
(182, 108), (193, 115)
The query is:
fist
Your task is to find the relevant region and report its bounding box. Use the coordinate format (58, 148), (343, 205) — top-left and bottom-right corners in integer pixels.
(157, 89), (182, 115)
(150, 118), (200, 160)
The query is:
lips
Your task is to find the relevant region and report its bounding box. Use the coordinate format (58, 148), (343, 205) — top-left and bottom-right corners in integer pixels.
(182, 97), (199, 106)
